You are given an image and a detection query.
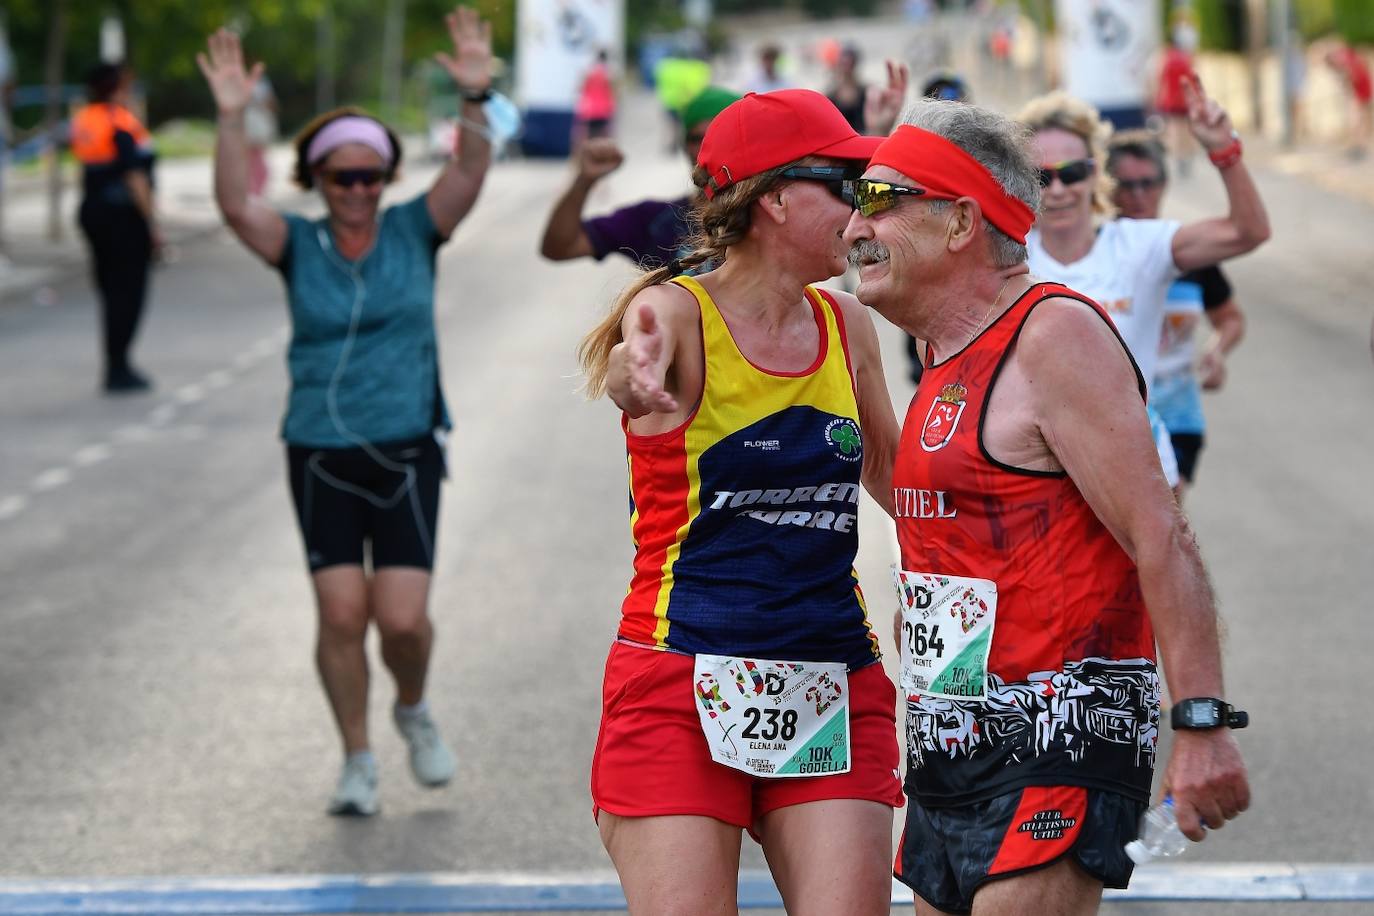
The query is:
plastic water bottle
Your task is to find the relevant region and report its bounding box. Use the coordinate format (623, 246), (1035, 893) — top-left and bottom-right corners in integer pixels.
(1124, 797), (1190, 864)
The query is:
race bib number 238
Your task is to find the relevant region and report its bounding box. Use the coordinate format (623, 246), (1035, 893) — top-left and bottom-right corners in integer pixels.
(693, 655), (850, 778)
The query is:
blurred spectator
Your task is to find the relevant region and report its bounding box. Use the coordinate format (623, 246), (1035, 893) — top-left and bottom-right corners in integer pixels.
(921, 70), (968, 103)
(827, 44), (867, 131)
(541, 86), (738, 269)
(1325, 41), (1372, 159)
(574, 49), (616, 147)
(746, 44), (789, 94)
(1284, 29), (1307, 145)
(1153, 18), (1198, 176)
(0, 25), (13, 250)
(243, 73), (278, 197)
(71, 63), (159, 393)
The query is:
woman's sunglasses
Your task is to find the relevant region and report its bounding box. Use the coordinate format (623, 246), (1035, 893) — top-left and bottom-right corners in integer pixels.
(847, 178), (927, 217)
(1115, 176), (1164, 193)
(778, 166), (863, 203)
(1037, 159), (1095, 188)
(325, 168), (386, 189)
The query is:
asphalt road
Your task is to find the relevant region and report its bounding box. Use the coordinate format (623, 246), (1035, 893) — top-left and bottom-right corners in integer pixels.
(1, 88), (1372, 915)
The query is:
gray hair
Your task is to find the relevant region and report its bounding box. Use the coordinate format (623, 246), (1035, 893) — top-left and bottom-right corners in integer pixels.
(896, 99), (1041, 267)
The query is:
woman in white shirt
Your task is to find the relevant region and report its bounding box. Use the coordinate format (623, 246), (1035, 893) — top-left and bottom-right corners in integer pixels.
(1016, 85), (1269, 486)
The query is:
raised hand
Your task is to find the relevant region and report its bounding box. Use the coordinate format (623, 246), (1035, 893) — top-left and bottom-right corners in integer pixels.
(196, 28), (264, 116)
(435, 6), (493, 93)
(863, 59), (910, 136)
(578, 138), (625, 182)
(1182, 73), (1237, 152)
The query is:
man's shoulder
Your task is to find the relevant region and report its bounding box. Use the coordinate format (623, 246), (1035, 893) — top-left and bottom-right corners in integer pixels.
(1019, 294), (1118, 360)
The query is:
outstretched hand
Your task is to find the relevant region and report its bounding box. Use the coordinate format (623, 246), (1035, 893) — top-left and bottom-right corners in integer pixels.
(196, 28), (264, 116)
(609, 304), (679, 418)
(1182, 73), (1236, 152)
(435, 6), (493, 94)
(863, 59), (910, 136)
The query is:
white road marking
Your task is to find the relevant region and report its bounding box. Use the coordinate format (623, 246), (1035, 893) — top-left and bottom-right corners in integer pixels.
(72, 445), (113, 467)
(31, 468), (72, 492)
(0, 495), (28, 521)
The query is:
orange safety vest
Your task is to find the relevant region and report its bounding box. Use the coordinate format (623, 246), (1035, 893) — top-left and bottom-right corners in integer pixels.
(70, 103), (152, 165)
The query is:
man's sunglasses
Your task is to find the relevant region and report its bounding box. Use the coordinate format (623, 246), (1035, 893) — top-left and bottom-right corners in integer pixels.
(778, 166), (863, 203)
(325, 168), (386, 189)
(1037, 159), (1095, 188)
(1115, 176), (1164, 193)
(847, 178), (927, 217)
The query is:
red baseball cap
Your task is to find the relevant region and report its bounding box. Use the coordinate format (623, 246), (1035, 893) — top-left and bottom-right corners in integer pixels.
(697, 89), (884, 198)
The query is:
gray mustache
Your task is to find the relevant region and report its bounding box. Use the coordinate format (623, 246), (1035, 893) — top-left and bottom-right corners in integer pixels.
(848, 240), (890, 268)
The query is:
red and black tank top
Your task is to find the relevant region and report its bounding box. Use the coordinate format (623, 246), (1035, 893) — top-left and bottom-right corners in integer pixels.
(894, 281), (1159, 806)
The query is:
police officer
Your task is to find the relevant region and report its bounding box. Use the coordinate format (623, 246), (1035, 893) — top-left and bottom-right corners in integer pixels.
(71, 63), (159, 393)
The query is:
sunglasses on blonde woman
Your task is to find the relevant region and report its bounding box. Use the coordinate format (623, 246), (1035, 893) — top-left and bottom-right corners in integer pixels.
(1037, 159), (1095, 188)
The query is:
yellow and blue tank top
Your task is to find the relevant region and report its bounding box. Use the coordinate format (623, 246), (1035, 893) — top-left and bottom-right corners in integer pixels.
(618, 275), (880, 670)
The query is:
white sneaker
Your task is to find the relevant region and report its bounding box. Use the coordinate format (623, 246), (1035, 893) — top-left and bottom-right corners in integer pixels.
(327, 754), (379, 817)
(393, 704), (457, 787)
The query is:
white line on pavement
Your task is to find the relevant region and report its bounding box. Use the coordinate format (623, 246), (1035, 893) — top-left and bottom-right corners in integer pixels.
(0, 495), (27, 521)
(147, 404), (178, 427)
(72, 445), (113, 467)
(30, 468), (72, 492)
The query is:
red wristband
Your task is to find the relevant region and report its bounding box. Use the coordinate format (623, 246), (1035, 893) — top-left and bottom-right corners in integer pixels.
(1208, 137), (1243, 170)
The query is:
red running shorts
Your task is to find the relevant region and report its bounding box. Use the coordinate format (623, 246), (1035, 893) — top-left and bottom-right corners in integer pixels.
(591, 640), (904, 833)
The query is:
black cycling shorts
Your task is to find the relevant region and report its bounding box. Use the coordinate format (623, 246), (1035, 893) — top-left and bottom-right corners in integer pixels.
(895, 785), (1144, 914)
(287, 434), (444, 572)
(1169, 432), (1204, 484)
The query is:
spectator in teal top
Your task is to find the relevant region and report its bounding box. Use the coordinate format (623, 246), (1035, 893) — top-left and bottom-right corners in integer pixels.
(198, 7), (494, 818)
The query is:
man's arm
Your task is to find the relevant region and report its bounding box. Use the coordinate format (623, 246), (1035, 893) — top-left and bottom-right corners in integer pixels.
(1199, 298), (1244, 390)
(540, 138), (624, 260)
(1019, 297), (1250, 841)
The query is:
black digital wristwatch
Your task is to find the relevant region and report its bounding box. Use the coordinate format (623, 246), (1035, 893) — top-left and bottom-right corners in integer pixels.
(458, 86), (493, 104)
(1170, 698), (1249, 730)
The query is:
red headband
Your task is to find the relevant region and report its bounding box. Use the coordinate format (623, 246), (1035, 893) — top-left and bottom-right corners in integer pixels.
(868, 125), (1035, 245)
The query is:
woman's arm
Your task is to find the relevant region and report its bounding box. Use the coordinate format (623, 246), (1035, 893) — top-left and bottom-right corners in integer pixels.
(426, 7), (494, 239)
(1170, 77), (1271, 273)
(197, 29), (287, 264)
(832, 291), (899, 517)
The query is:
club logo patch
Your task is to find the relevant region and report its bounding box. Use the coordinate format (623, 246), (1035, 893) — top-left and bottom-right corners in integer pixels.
(921, 383), (968, 451)
(824, 417), (863, 462)
(1017, 808), (1079, 840)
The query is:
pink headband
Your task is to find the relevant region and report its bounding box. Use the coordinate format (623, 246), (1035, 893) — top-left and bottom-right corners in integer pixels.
(306, 116), (394, 168)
